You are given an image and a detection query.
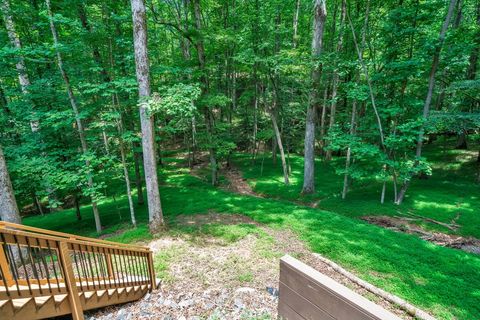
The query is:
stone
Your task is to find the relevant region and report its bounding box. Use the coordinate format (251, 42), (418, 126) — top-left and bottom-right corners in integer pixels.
(235, 287), (255, 294)
(266, 287), (279, 297)
(116, 309), (126, 320)
(155, 297), (165, 307)
(179, 299), (194, 308)
(205, 302), (215, 310)
(234, 298), (244, 309)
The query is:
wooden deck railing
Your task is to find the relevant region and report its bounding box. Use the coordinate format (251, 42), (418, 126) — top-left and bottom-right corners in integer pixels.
(0, 222), (158, 320)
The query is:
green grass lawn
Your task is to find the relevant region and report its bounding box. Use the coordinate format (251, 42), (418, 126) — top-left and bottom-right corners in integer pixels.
(234, 142), (480, 239)
(23, 146), (480, 319)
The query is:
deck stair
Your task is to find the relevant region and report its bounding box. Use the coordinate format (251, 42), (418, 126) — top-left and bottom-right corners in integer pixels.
(0, 222), (159, 320)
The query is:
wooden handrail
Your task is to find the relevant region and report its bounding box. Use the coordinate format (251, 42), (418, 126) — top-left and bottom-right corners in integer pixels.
(0, 221), (148, 250)
(0, 222), (156, 320)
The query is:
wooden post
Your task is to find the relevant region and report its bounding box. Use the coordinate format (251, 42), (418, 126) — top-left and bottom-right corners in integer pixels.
(0, 242), (13, 286)
(58, 241), (84, 320)
(147, 251), (156, 292)
(106, 252), (114, 278)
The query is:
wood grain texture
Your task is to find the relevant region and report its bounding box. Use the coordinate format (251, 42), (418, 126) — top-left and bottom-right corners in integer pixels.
(0, 222), (156, 319)
(278, 255), (402, 320)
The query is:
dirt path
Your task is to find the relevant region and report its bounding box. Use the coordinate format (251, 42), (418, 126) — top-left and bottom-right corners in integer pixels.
(88, 214), (413, 320)
(222, 167), (260, 197)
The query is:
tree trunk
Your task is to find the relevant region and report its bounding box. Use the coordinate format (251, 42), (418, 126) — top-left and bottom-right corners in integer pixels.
(455, 131), (468, 149)
(102, 128), (110, 154)
(342, 100), (357, 199)
(73, 194), (81, 221)
(0, 145), (21, 224)
(1, 0), (39, 132)
(325, 0), (346, 161)
(252, 83), (259, 160)
(292, 0), (301, 48)
(318, 84), (329, 154)
(342, 1), (368, 200)
(130, 0), (164, 231)
(476, 149), (480, 183)
(33, 193), (44, 216)
(396, 0), (457, 205)
(270, 109), (290, 185)
(119, 127), (136, 227)
(46, 0), (102, 233)
(466, 0), (480, 109)
(77, 3), (110, 82)
(302, 0), (326, 194)
(191, 116), (197, 166)
(193, 0), (218, 186)
(133, 148), (145, 205)
(414, 0), (457, 160)
(272, 135), (278, 165)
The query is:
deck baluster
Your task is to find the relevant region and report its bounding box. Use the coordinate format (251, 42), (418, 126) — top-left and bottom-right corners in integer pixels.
(80, 248), (91, 291)
(13, 235), (33, 295)
(120, 249), (129, 286)
(36, 238), (53, 294)
(46, 240), (62, 292)
(72, 247), (84, 292)
(86, 247), (97, 290)
(26, 237), (43, 294)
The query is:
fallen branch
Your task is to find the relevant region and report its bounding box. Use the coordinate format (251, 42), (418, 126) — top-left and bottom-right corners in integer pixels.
(405, 213), (460, 231)
(450, 212), (461, 225)
(396, 211), (460, 231)
(312, 253), (437, 320)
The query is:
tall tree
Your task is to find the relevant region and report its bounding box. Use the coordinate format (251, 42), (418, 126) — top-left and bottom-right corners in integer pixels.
(268, 9), (290, 185)
(192, 0), (219, 186)
(45, 0), (102, 232)
(302, 0), (326, 194)
(292, 0), (301, 48)
(130, 0), (164, 230)
(325, 0), (346, 161)
(395, 0), (458, 205)
(0, 0), (39, 132)
(0, 145), (21, 224)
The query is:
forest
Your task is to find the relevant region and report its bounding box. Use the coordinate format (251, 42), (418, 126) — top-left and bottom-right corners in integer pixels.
(0, 0), (479, 319)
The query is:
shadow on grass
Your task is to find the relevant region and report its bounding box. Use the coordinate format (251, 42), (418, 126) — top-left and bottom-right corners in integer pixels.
(23, 148), (480, 319)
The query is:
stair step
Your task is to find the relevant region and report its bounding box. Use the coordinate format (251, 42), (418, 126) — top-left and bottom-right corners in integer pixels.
(117, 288), (125, 295)
(96, 290), (106, 298)
(107, 289), (116, 297)
(34, 296), (52, 309)
(133, 286), (140, 292)
(54, 294), (68, 306)
(12, 298), (32, 311)
(141, 284), (147, 291)
(83, 291), (95, 300)
(126, 287), (133, 294)
(0, 299), (10, 309)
